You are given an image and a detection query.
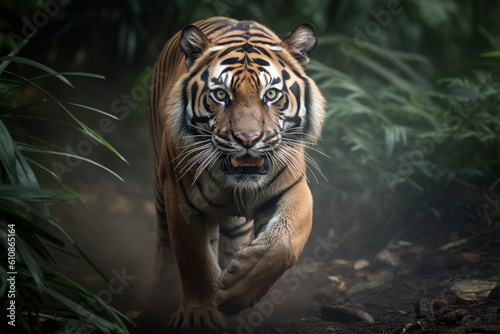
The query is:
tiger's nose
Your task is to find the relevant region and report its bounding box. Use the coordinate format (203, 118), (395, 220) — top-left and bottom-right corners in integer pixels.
(233, 132), (262, 148)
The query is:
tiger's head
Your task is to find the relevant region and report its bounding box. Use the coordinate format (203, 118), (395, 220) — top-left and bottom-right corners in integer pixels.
(168, 20), (325, 189)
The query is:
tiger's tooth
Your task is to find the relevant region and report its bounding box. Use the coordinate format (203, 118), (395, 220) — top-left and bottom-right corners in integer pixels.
(256, 158), (264, 167)
(230, 157), (239, 167)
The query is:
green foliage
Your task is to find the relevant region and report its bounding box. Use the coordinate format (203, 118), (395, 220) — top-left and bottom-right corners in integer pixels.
(306, 0), (500, 242)
(0, 35), (130, 332)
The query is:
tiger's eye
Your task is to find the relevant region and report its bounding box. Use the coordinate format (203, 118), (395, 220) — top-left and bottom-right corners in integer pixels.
(215, 89), (227, 101)
(265, 89), (278, 100)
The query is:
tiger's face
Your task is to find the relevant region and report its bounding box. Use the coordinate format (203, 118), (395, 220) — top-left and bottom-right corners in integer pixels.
(169, 21), (325, 189)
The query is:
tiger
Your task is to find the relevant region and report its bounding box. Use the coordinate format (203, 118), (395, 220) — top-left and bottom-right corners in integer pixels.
(147, 17), (325, 331)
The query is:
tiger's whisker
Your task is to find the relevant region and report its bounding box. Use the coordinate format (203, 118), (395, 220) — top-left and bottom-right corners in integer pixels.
(188, 123), (213, 135)
(174, 143), (214, 169)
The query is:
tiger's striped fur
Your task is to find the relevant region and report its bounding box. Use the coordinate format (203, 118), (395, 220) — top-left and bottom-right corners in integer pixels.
(148, 17), (325, 330)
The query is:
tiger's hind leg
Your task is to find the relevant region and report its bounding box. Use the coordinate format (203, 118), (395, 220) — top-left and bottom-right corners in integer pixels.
(218, 217), (254, 271)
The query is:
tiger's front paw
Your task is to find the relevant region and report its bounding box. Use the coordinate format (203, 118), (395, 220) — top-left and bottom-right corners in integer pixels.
(216, 243), (292, 315)
(168, 306), (225, 331)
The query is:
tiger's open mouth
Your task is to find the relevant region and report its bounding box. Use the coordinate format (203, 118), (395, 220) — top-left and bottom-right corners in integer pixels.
(223, 154), (269, 175)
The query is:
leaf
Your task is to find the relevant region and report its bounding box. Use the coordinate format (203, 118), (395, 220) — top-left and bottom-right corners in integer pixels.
(1, 219), (54, 262)
(0, 103), (41, 116)
(0, 29), (35, 75)
(15, 235), (45, 293)
(63, 101), (119, 120)
(42, 267), (133, 331)
(350, 53), (417, 93)
(75, 122), (128, 164)
(2, 66), (126, 164)
(26, 158), (87, 205)
(482, 50), (500, 58)
(346, 282), (383, 294)
(0, 119), (17, 182)
(438, 238), (469, 251)
(16, 154), (40, 189)
(18, 146), (124, 182)
(0, 184), (73, 203)
(0, 55), (74, 89)
(42, 286), (125, 333)
(0, 40), (129, 332)
(0, 119), (42, 192)
(74, 244), (114, 290)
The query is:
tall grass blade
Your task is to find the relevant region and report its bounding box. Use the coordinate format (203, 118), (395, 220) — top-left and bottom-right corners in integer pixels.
(0, 55), (75, 88)
(18, 146), (124, 181)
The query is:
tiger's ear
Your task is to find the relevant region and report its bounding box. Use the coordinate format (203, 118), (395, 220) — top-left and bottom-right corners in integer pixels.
(282, 23), (318, 68)
(179, 25), (211, 69)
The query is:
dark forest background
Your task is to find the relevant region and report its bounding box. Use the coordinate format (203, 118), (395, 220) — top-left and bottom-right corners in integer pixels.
(1, 0), (499, 332)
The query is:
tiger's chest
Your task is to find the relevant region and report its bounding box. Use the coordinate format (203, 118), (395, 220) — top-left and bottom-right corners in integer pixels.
(181, 170), (275, 219)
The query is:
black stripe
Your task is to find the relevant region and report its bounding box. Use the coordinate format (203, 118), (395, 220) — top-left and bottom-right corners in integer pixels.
(191, 81), (199, 116)
(303, 78), (312, 135)
(154, 179), (165, 201)
(232, 21), (272, 35)
(222, 251), (234, 258)
(155, 192), (167, 224)
(247, 33), (274, 40)
(283, 115), (301, 128)
(232, 70), (243, 88)
(232, 69), (244, 78)
(221, 33), (252, 41)
(257, 67), (270, 77)
(254, 45), (271, 58)
(203, 95), (213, 114)
(240, 43), (258, 54)
(217, 39), (246, 46)
(287, 81), (302, 128)
(289, 82), (300, 112)
(165, 146), (177, 177)
(244, 68), (259, 90)
(255, 175), (304, 215)
(221, 57), (244, 66)
(208, 170), (220, 184)
(157, 230), (170, 243)
(181, 80), (196, 135)
(266, 166), (287, 187)
(199, 18), (230, 30)
(214, 139), (233, 150)
(280, 94), (290, 111)
(270, 77), (281, 85)
(195, 180), (223, 207)
(220, 66), (236, 76)
(220, 219), (249, 235)
(255, 222), (268, 237)
(221, 226), (253, 239)
(157, 208), (168, 229)
(220, 45), (241, 57)
(251, 39), (277, 46)
(179, 178), (205, 216)
(204, 21), (233, 36)
(200, 68), (209, 85)
(191, 114), (211, 126)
